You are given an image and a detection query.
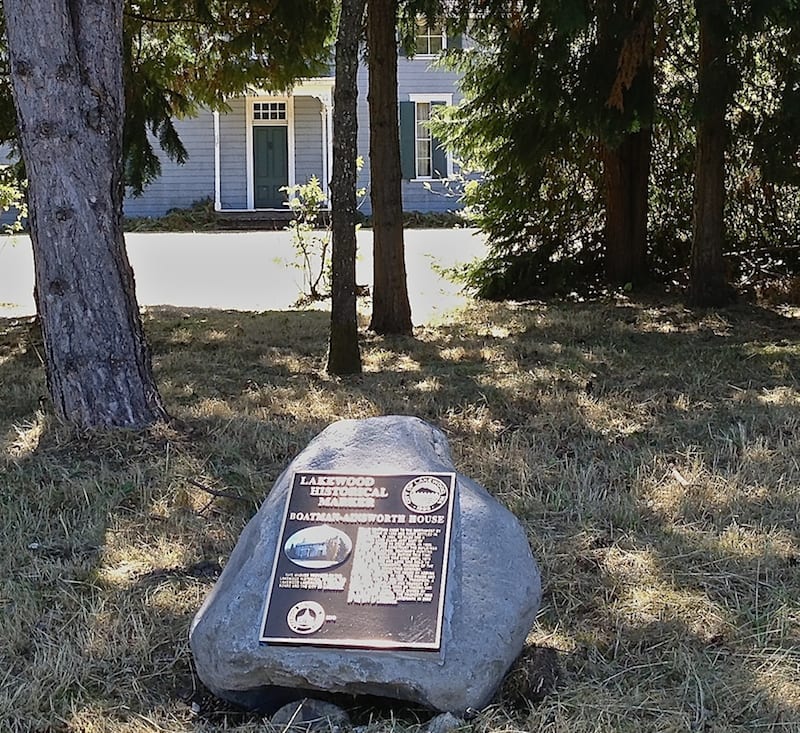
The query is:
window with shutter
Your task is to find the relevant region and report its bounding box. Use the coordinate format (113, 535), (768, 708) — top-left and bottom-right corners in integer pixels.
(400, 96), (452, 180)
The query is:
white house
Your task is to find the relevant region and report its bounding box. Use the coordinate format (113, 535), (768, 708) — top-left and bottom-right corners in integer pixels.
(123, 22), (465, 218)
(0, 22), (465, 223)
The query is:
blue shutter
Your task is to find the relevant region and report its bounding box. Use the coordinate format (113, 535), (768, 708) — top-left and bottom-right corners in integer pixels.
(446, 34), (463, 50)
(431, 101), (448, 179)
(399, 101), (416, 179)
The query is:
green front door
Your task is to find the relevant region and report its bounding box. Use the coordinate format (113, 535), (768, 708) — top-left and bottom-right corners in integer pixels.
(253, 126), (288, 208)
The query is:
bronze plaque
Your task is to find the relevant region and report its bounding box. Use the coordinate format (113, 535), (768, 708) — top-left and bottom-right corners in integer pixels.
(259, 471), (456, 650)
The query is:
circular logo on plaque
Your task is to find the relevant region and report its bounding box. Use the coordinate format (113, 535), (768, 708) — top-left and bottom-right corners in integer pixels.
(401, 475), (449, 513)
(286, 601), (326, 635)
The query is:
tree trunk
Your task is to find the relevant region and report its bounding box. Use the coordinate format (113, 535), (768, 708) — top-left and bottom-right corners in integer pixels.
(367, 0), (413, 336)
(602, 129), (651, 285)
(327, 0), (364, 374)
(5, 0), (167, 428)
(689, 0), (734, 306)
(600, 0), (654, 287)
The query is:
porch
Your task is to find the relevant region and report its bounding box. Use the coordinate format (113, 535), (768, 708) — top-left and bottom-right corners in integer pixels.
(213, 78), (334, 213)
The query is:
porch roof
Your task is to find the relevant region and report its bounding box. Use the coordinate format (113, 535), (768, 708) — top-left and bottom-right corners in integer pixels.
(244, 77), (335, 106)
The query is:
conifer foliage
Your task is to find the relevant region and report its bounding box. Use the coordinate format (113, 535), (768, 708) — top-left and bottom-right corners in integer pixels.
(0, 1), (334, 428)
(436, 0), (800, 301)
(1, 1), (335, 194)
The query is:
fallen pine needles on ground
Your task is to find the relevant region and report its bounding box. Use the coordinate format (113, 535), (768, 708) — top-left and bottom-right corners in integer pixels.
(1, 298), (799, 732)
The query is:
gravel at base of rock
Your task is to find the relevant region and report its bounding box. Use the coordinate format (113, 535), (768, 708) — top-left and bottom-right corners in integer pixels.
(426, 711), (466, 733)
(271, 698), (351, 731)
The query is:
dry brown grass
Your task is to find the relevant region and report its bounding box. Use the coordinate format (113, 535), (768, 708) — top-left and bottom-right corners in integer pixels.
(1, 298), (799, 733)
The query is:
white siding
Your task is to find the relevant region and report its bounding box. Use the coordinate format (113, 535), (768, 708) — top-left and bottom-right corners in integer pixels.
(294, 97), (325, 186)
(219, 98), (248, 209)
(123, 111), (216, 217)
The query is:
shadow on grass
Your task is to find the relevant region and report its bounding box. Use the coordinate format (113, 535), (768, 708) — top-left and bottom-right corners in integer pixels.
(0, 316), (46, 426)
(1, 299), (798, 731)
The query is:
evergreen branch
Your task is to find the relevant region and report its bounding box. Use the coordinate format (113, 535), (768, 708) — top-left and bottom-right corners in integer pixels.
(123, 10), (211, 24)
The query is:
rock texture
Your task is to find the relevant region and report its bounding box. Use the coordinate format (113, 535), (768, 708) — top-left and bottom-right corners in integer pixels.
(190, 416), (541, 714)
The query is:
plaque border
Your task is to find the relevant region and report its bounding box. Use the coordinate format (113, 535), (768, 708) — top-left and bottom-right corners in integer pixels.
(258, 470), (457, 651)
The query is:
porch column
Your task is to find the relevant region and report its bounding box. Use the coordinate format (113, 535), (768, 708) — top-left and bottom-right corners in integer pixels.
(213, 110), (221, 211)
(326, 101), (334, 207)
(320, 102), (330, 204)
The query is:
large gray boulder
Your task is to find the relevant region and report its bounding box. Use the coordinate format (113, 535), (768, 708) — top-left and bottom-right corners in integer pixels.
(190, 416), (541, 714)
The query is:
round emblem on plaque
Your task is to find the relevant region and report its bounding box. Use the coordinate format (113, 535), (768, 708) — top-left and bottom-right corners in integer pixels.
(401, 475), (449, 513)
(286, 600), (326, 635)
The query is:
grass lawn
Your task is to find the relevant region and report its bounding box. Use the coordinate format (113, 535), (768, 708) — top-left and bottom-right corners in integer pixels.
(1, 298), (799, 732)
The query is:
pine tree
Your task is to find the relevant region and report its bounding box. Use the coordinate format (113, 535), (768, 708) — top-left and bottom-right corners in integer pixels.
(435, 0), (656, 295)
(0, 0), (334, 427)
(688, 0), (800, 305)
(367, 0), (414, 336)
(4, 0), (167, 428)
(689, 0), (735, 306)
(328, 0), (366, 374)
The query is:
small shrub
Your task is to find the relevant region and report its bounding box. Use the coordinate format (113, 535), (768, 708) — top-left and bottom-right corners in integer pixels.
(282, 176), (333, 306)
(0, 167), (27, 234)
(282, 163), (366, 307)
